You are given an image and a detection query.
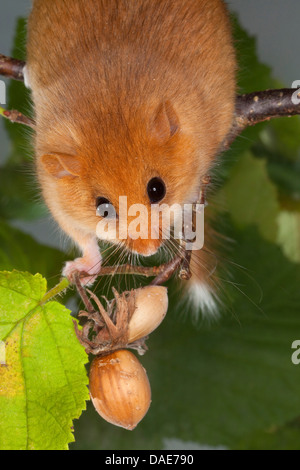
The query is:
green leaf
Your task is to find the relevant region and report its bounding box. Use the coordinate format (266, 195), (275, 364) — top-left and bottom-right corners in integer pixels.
(231, 15), (274, 94)
(277, 211), (300, 263)
(0, 167), (47, 221)
(215, 14), (276, 175)
(71, 224), (300, 450)
(268, 117), (300, 164)
(215, 152), (280, 242)
(237, 418), (300, 450)
(0, 221), (67, 286)
(252, 122), (300, 201)
(0, 271), (89, 450)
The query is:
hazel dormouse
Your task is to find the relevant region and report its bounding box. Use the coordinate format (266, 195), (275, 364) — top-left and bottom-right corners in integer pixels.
(25, 0), (236, 315)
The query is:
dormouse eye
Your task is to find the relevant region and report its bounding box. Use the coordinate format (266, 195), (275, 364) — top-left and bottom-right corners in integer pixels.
(96, 197), (116, 219)
(147, 177), (166, 203)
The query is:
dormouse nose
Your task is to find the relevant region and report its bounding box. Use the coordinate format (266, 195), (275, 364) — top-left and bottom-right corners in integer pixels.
(128, 238), (162, 256)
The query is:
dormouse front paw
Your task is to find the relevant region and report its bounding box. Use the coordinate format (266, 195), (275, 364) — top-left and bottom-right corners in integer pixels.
(63, 255), (102, 286)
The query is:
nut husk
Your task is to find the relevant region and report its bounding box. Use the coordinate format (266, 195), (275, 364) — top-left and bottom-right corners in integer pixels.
(89, 349), (151, 430)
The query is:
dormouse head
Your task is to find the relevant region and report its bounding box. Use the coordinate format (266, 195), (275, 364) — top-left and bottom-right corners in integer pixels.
(39, 100), (213, 257)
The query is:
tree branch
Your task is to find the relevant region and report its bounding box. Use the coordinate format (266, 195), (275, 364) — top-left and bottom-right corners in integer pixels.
(1, 54), (300, 143)
(0, 55), (34, 128)
(223, 88), (300, 150)
(0, 54), (25, 81)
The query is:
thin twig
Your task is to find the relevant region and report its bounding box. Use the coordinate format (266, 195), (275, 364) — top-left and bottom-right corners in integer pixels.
(73, 272), (95, 313)
(0, 107), (35, 129)
(150, 256), (183, 286)
(78, 261), (181, 281)
(40, 278), (70, 304)
(179, 250), (192, 281)
(76, 256), (185, 287)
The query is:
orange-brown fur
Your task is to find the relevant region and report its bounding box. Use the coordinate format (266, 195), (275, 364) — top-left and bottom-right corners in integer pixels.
(26, 0), (236, 294)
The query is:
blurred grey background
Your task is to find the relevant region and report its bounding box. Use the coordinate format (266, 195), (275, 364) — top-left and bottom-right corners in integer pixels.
(0, 0), (300, 248)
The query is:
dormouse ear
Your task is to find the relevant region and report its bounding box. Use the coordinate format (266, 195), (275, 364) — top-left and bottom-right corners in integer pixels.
(151, 101), (180, 144)
(40, 153), (81, 178)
